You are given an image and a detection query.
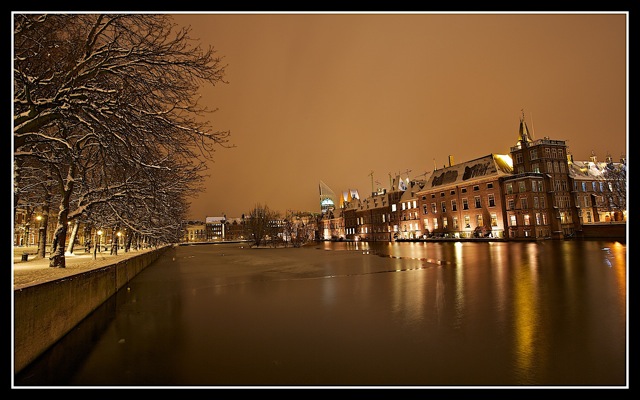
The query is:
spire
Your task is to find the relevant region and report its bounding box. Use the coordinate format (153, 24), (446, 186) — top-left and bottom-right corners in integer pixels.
(517, 109), (533, 146)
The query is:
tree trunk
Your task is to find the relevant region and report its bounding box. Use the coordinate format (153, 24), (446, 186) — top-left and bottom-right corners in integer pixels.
(65, 220), (80, 255)
(92, 229), (98, 260)
(49, 189), (72, 268)
(49, 223), (67, 268)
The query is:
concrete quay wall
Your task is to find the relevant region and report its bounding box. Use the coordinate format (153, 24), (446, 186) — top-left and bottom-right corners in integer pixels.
(580, 222), (626, 239)
(14, 246), (169, 375)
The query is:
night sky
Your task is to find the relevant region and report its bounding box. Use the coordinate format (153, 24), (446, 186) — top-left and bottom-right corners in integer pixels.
(169, 12), (627, 220)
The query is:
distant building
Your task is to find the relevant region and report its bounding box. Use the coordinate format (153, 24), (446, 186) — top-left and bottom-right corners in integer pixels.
(183, 220), (206, 242)
(319, 180), (336, 215)
(205, 216), (226, 241)
(318, 112), (626, 241)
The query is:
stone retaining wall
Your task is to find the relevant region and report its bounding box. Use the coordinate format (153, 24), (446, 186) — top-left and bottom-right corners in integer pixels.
(14, 246), (169, 375)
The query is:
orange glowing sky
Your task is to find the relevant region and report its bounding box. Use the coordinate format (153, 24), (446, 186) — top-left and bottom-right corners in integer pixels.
(169, 12), (628, 220)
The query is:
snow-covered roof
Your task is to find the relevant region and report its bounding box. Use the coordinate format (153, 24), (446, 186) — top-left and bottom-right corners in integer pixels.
(423, 154), (513, 190)
(568, 160), (625, 180)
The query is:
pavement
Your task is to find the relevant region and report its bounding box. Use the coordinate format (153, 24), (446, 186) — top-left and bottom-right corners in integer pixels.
(12, 245), (154, 289)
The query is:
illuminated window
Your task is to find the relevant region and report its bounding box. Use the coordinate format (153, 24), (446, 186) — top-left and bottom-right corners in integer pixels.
(510, 215), (517, 226)
(391, 204), (397, 212)
(433, 218), (438, 230)
(443, 218), (448, 229)
(490, 213), (497, 227)
(523, 214), (530, 226)
(453, 217), (458, 229)
(431, 203), (437, 213)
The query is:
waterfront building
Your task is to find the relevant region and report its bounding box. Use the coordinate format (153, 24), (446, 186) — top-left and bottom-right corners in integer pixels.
(416, 154), (512, 239)
(567, 153), (627, 226)
(183, 220), (206, 242)
(225, 217), (248, 241)
(352, 187), (398, 242)
(507, 114), (577, 239)
(395, 176), (426, 240)
(205, 216), (226, 241)
(318, 113), (626, 242)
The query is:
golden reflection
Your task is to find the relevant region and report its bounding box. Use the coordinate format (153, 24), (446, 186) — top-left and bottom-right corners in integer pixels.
(610, 242), (627, 317)
(491, 242), (507, 316)
(512, 244), (541, 381)
(454, 242), (465, 326)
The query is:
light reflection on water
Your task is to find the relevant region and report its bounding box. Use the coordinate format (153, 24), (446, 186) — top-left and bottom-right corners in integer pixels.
(15, 240), (627, 387)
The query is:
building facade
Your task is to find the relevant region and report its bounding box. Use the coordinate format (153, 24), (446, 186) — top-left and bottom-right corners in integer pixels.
(318, 114), (626, 242)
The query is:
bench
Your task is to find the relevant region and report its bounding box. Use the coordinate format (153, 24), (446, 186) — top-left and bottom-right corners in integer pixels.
(20, 251), (37, 262)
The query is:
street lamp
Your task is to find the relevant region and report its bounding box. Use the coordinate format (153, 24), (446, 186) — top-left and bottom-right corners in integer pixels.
(97, 230), (103, 253)
(36, 215), (43, 255)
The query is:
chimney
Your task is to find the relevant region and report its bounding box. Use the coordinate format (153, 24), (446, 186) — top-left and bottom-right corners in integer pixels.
(448, 155), (454, 167)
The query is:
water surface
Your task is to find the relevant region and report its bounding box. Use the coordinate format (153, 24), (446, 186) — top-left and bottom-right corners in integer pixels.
(15, 240), (627, 387)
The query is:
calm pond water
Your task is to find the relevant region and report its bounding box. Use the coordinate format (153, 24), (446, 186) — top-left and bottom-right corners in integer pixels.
(15, 240), (627, 388)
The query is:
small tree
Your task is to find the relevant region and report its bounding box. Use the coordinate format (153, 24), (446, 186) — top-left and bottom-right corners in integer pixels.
(603, 160), (627, 216)
(246, 204), (273, 248)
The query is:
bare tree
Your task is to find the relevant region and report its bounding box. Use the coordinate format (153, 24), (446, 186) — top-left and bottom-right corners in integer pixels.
(603, 160), (627, 218)
(14, 14), (231, 267)
(245, 204), (276, 248)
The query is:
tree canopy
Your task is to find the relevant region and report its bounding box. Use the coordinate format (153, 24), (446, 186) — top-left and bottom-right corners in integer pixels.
(13, 13), (231, 267)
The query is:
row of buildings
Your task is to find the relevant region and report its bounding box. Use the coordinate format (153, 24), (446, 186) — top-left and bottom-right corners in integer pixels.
(184, 114), (626, 243)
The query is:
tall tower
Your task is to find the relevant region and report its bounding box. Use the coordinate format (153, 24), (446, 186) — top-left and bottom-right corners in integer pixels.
(508, 111), (577, 238)
(319, 181), (336, 214)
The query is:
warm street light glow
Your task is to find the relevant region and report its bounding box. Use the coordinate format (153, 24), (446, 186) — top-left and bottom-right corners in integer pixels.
(36, 215), (42, 221)
(97, 230), (103, 236)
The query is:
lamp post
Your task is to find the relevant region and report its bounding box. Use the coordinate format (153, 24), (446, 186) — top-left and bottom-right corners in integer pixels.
(97, 230), (103, 253)
(117, 231), (122, 251)
(36, 215), (43, 257)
